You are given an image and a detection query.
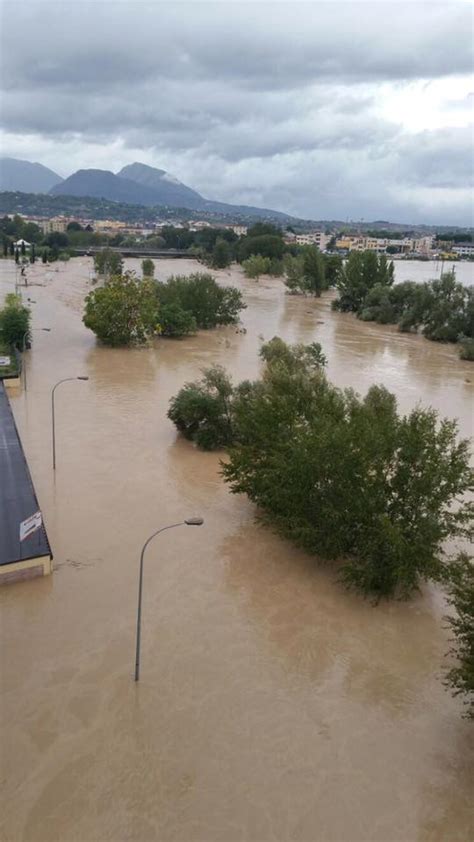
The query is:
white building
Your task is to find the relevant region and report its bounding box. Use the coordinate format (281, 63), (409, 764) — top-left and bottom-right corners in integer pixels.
(453, 243), (474, 258)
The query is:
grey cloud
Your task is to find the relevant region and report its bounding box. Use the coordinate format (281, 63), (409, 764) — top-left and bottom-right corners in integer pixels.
(3, 2), (473, 94)
(395, 128), (474, 188)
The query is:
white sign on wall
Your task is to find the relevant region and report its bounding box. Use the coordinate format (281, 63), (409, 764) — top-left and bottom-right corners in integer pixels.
(20, 511), (43, 542)
(0, 356), (11, 367)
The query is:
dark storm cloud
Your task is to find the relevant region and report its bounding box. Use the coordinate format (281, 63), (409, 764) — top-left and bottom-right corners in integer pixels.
(3, 2), (472, 93)
(1, 1), (473, 223)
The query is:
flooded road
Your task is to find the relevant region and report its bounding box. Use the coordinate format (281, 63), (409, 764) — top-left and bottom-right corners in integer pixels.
(1, 258), (473, 842)
(391, 258), (473, 286)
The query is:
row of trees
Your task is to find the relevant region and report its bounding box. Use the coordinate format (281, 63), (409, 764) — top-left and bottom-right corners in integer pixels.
(331, 252), (474, 359)
(168, 337), (473, 716)
(83, 271), (245, 346)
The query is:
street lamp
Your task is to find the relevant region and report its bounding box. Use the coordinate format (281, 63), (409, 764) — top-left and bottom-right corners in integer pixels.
(134, 517), (204, 682)
(22, 328), (51, 392)
(51, 376), (89, 470)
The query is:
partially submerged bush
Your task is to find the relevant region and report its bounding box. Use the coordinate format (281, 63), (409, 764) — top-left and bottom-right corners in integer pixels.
(156, 273), (245, 329)
(168, 366), (234, 450)
(242, 254), (272, 279)
(159, 303), (197, 337)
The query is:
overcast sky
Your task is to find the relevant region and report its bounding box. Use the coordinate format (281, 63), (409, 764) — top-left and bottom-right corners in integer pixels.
(1, 0), (473, 224)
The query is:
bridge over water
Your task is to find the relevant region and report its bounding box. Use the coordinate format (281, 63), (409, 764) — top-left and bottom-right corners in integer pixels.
(73, 247), (194, 259)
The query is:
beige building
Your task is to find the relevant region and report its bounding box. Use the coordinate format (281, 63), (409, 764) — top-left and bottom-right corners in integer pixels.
(38, 216), (69, 234)
(335, 234), (434, 256)
(93, 219), (128, 231)
(295, 232), (330, 250)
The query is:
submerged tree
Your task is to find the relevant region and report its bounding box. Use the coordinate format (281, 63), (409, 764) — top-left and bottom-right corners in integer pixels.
(159, 302), (197, 337)
(283, 253), (305, 293)
(283, 247), (327, 295)
(83, 272), (160, 346)
(93, 248), (123, 278)
(168, 337), (473, 600)
(445, 557), (474, 718)
(221, 340), (472, 600)
(141, 258), (155, 278)
(156, 273), (245, 329)
(301, 245), (326, 296)
(168, 366), (234, 450)
(333, 251), (394, 312)
(210, 238), (232, 269)
(0, 293), (31, 348)
(242, 254), (271, 279)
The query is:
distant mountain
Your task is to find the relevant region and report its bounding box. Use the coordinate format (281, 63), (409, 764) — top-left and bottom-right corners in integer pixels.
(118, 162), (204, 210)
(50, 163), (293, 221)
(0, 157), (63, 193)
(49, 169), (170, 206)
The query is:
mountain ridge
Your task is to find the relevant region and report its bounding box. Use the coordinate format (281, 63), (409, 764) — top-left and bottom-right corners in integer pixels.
(0, 157), (63, 193)
(2, 157), (294, 221)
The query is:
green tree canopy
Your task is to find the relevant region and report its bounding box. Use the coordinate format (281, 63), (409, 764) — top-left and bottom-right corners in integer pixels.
(93, 248), (123, 277)
(0, 293), (31, 348)
(156, 273), (245, 329)
(141, 258), (155, 278)
(445, 557), (474, 718)
(242, 254), (272, 279)
(83, 272), (160, 346)
(44, 231), (69, 250)
(238, 234), (285, 262)
(224, 345), (472, 599)
(168, 366), (234, 450)
(210, 238), (232, 268)
(333, 251), (394, 312)
(159, 303), (197, 337)
(160, 226), (194, 250)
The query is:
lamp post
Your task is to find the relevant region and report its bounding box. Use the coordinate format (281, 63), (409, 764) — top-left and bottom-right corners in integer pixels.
(134, 517), (204, 682)
(51, 376), (89, 470)
(22, 328), (51, 392)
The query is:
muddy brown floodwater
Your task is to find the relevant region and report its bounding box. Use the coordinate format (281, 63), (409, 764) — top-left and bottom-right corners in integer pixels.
(1, 258), (473, 842)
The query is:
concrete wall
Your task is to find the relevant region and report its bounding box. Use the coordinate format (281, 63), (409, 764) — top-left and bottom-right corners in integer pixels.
(0, 555), (52, 585)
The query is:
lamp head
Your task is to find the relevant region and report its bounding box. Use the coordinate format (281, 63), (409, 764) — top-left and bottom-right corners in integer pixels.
(185, 517), (204, 526)
(77, 376), (89, 381)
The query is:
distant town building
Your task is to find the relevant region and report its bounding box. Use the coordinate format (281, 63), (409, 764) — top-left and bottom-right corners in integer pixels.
(334, 234), (434, 256)
(93, 219), (128, 232)
(453, 243), (474, 258)
(189, 220), (211, 230)
(295, 232), (330, 250)
(38, 216), (69, 234)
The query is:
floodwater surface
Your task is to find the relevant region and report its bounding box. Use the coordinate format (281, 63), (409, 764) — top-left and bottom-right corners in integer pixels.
(0, 258), (473, 842)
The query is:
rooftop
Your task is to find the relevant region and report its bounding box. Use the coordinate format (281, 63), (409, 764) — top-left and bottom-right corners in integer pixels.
(0, 381), (52, 565)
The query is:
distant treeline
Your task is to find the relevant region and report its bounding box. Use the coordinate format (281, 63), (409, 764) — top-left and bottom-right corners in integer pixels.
(0, 191), (222, 224)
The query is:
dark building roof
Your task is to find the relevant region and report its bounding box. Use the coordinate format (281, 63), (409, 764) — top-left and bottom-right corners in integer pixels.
(0, 381), (52, 565)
